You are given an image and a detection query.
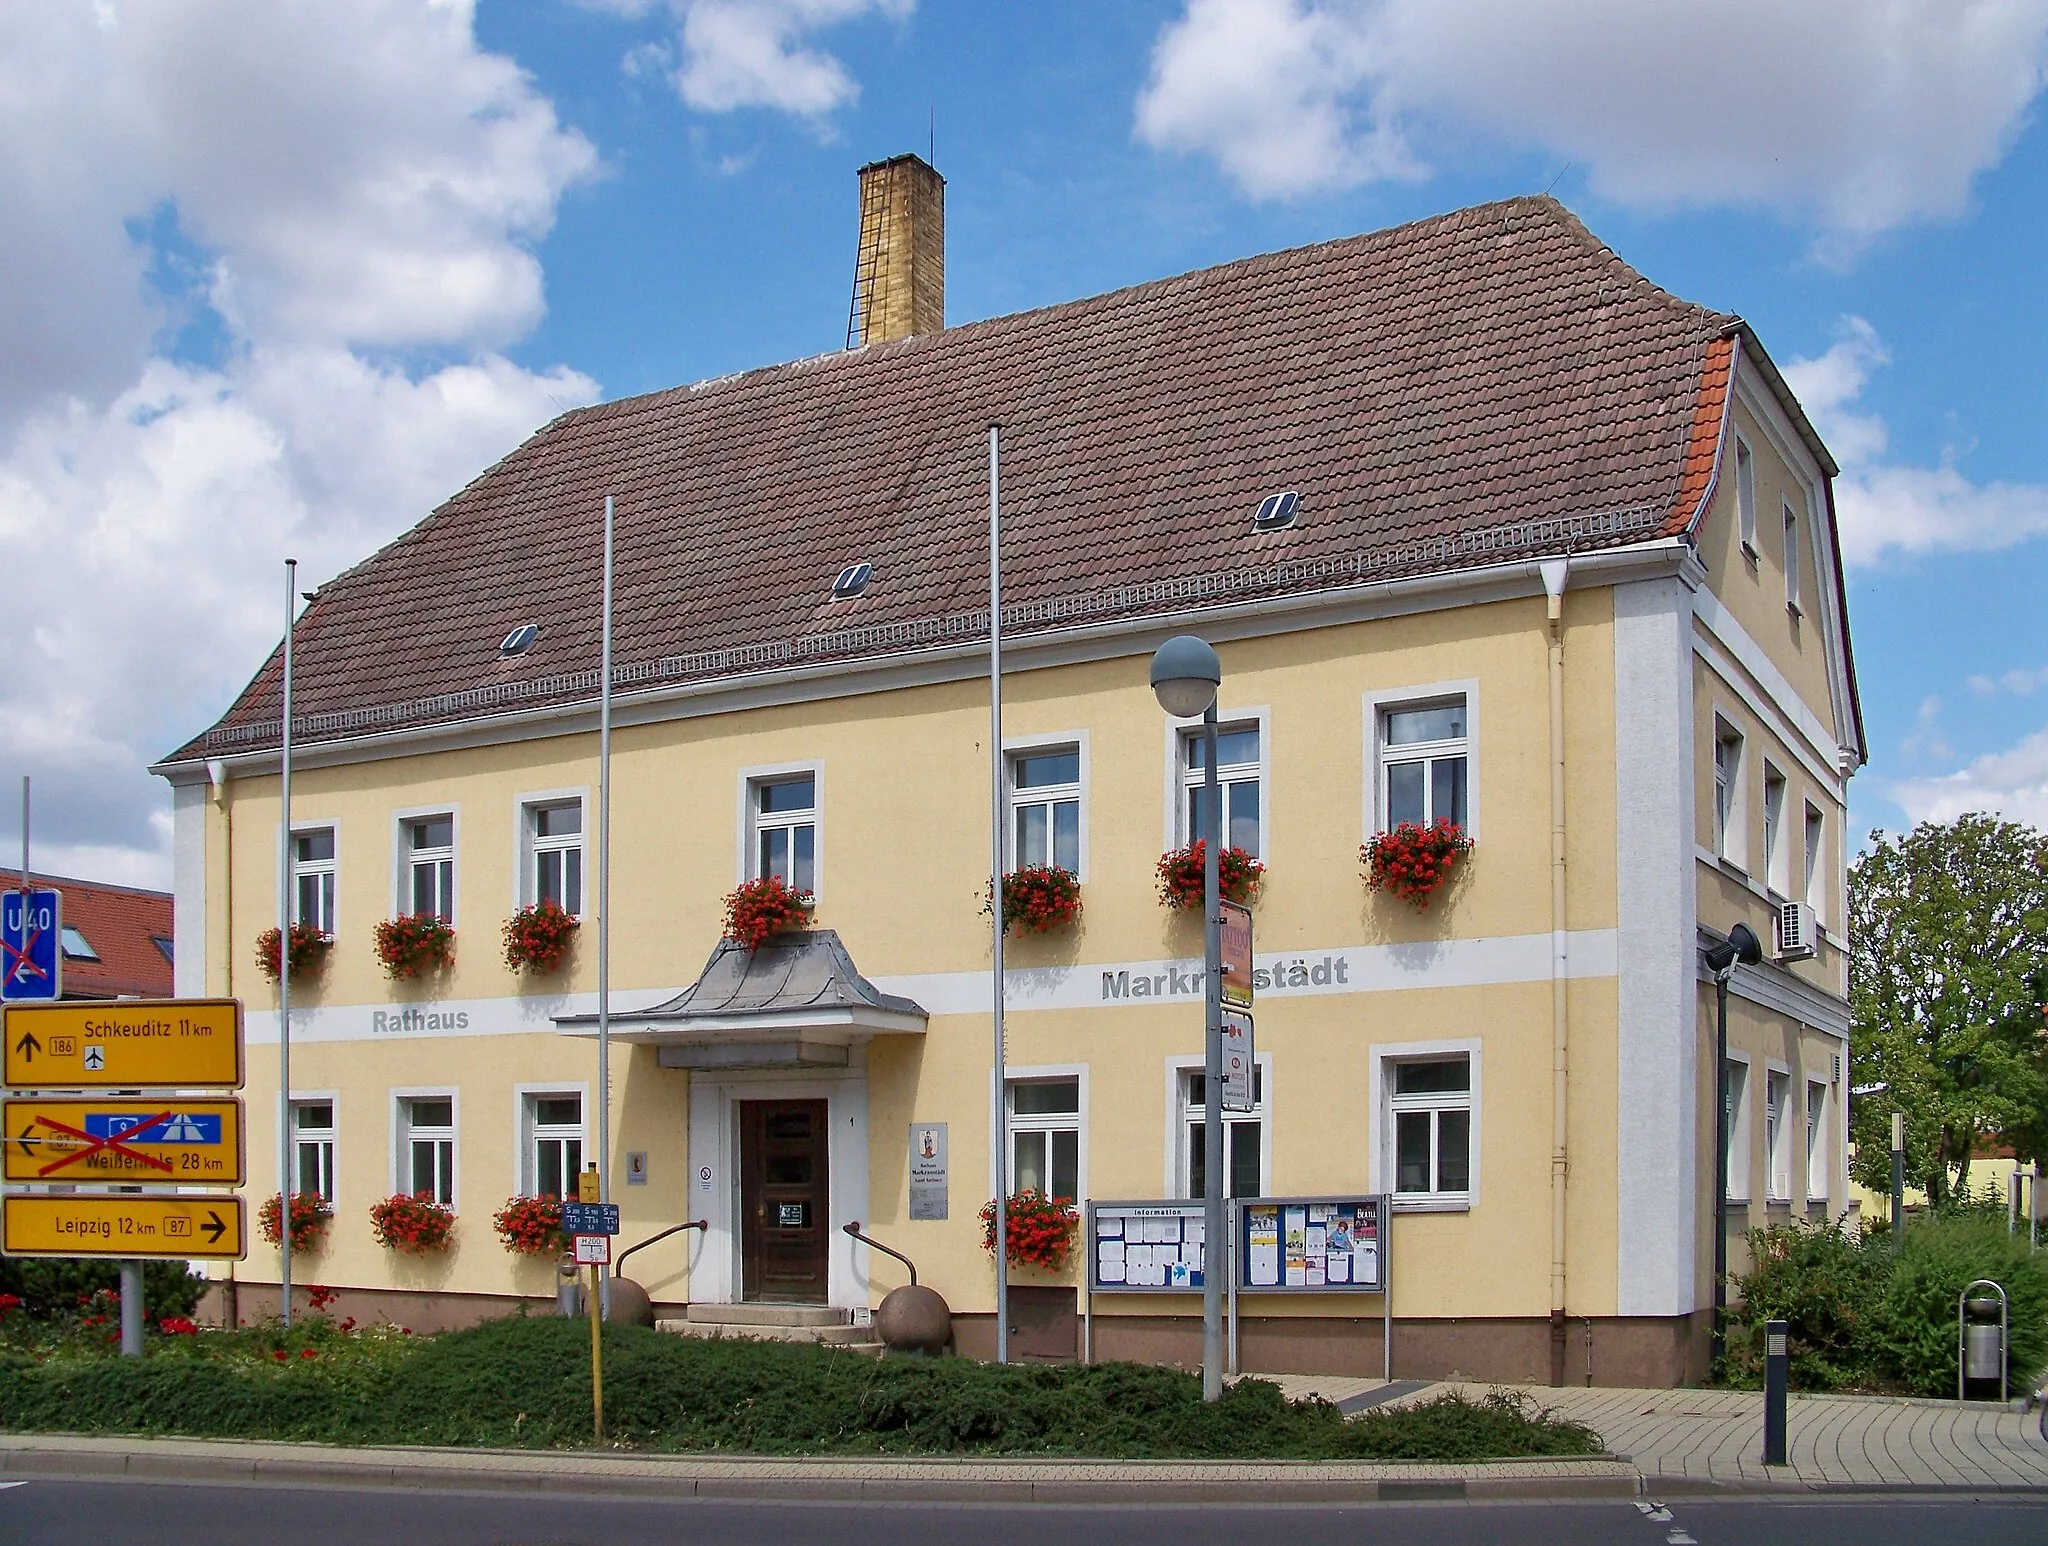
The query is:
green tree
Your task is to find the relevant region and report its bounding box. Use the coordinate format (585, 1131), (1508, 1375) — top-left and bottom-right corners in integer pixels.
(1848, 814), (2048, 1206)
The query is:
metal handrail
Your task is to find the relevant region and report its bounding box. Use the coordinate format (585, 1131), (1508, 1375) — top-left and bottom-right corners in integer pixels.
(843, 1220), (917, 1286)
(613, 1219), (708, 1279)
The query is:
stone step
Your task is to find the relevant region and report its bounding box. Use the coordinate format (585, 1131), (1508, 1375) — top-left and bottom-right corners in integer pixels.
(683, 1302), (849, 1328)
(656, 1317), (881, 1349)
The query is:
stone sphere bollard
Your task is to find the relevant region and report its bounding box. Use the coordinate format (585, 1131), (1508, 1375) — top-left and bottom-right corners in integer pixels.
(604, 1276), (655, 1327)
(874, 1284), (951, 1353)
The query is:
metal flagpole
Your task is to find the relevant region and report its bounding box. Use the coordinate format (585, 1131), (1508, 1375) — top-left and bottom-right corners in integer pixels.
(987, 425), (1009, 1364)
(278, 558), (297, 1330)
(597, 497), (614, 1320)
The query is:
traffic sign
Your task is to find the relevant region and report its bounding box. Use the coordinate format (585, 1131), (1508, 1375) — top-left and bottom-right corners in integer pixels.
(572, 1233), (611, 1266)
(562, 1201), (620, 1236)
(3, 999), (243, 1089)
(1220, 900), (1253, 1009)
(1222, 1010), (1255, 1111)
(1, 889), (62, 1002)
(2, 1192), (244, 1260)
(2, 1097), (244, 1184)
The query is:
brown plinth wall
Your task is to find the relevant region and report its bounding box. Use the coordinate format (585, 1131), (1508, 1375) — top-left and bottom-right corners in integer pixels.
(197, 1281), (688, 1335)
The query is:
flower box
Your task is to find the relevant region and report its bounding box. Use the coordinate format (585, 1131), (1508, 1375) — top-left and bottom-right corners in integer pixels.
(256, 923), (332, 984)
(502, 899), (578, 974)
(369, 1191), (456, 1253)
(979, 1190), (1080, 1271)
(1155, 840), (1264, 910)
(722, 875), (813, 951)
(986, 865), (1083, 936)
(257, 1190), (334, 1254)
(1362, 820), (1473, 909)
(492, 1193), (568, 1257)
(373, 913), (455, 979)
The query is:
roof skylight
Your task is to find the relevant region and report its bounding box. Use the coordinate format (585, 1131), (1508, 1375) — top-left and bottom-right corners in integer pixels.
(831, 562), (873, 599)
(1253, 491), (1300, 532)
(499, 623), (540, 657)
(60, 926), (98, 962)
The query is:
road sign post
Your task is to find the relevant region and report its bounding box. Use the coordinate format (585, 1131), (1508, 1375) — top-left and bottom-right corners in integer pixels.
(579, 1164), (605, 1440)
(2, 1193), (243, 1258)
(4, 1097), (245, 1184)
(3, 1000), (244, 1089)
(0, 889), (63, 1002)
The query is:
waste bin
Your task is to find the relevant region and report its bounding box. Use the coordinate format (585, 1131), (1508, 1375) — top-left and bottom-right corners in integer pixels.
(1958, 1280), (2008, 1402)
(557, 1254), (581, 1318)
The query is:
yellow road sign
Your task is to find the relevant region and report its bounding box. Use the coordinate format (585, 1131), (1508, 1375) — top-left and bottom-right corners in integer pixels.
(2, 999), (243, 1089)
(2, 1097), (244, 1184)
(2, 1192), (244, 1260)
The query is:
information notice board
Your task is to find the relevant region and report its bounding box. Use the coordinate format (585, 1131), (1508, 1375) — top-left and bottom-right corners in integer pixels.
(1236, 1195), (1387, 1293)
(1087, 1200), (1210, 1292)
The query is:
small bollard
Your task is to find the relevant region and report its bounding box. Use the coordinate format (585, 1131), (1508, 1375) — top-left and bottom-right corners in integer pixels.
(1762, 1318), (1788, 1466)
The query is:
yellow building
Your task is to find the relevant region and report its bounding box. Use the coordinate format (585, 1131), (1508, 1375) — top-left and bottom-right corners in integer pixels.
(154, 161), (1864, 1387)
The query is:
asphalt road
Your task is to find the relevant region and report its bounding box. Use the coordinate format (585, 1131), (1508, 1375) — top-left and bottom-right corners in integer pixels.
(3, 1481), (2046, 1546)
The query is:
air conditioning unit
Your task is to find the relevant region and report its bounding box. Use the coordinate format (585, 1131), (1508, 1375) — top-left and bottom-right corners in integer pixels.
(1775, 900), (1818, 961)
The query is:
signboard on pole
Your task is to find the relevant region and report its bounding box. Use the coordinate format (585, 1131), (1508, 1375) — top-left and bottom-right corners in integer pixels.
(2, 999), (244, 1089)
(1237, 1195), (1387, 1293)
(572, 1232), (611, 1266)
(1086, 1200), (1211, 1292)
(2, 1096), (244, 1184)
(1221, 1011), (1255, 1112)
(1219, 900), (1253, 1009)
(561, 1200), (620, 1236)
(0, 889), (62, 1002)
(908, 1121), (949, 1220)
(2, 1192), (244, 1260)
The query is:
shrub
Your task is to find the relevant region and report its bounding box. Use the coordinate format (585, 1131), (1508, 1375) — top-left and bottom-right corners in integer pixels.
(1723, 1218), (1884, 1390)
(722, 876), (813, 951)
(985, 866), (1083, 936)
(1880, 1216), (2048, 1396)
(1362, 820), (1473, 909)
(1155, 841), (1263, 910)
(0, 1259), (203, 1321)
(256, 922), (333, 983)
(493, 1194), (567, 1257)
(374, 913), (455, 979)
(502, 899), (578, 974)
(257, 1191), (335, 1255)
(979, 1191), (1080, 1271)
(369, 1193), (456, 1254)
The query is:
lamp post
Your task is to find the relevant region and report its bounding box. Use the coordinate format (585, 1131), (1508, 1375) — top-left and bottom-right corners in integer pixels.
(1705, 921), (1762, 1372)
(1150, 635), (1224, 1402)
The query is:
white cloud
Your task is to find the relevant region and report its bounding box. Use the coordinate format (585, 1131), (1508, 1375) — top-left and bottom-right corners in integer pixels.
(1136, 0), (2048, 240)
(598, 0), (911, 119)
(0, 2), (601, 886)
(1968, 667), (2048, 696)
(1891, 724), (2048, 828)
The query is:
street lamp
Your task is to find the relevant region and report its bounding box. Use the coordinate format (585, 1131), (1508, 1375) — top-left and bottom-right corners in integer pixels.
(1705, 921), (1763, 1371)
(1150, 635), (1225, 1402)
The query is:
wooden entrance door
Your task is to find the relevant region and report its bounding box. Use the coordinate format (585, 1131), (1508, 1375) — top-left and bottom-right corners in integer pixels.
(739, 1099), (830, 1303)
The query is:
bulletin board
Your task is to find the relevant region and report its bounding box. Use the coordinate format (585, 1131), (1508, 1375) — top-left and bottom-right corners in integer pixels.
(1086, 1200), (1211, 1293)
(1236, 1195), (1388, 1294)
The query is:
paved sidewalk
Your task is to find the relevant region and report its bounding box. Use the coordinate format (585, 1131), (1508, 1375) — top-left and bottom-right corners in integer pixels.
(1247, 1372), (2048, 1491)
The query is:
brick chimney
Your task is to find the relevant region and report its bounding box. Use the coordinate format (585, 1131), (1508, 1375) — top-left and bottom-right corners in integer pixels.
(848, 154), (944, 348)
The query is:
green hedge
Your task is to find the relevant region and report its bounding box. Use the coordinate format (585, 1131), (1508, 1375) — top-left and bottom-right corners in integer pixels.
(0, 1260), (203, 1320)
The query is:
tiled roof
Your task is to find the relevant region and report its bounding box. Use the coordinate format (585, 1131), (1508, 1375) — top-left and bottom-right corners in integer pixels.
(169, 196), (1741, 764)
(11, 872), (174, 1000)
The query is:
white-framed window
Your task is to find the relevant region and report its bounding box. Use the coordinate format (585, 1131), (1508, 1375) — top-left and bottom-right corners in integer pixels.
(1713, 719), (1745, 867)
(403, 813), (455, 921)
(1805, 1079), (1830, 1201)
(292, 1097), (336, 1203)
(746, 770), (817, 894)
(59, 926), (97, 961)
(520, 1089), (585, 1200)
(1387, 1055), (1471, 1206)
(395, 1093), (456, 1206)
(1724, 1054), (1751, 1201)
(1007, 743), (1083, 875)
(1376, 695), (1470, 832)
(1803, 802), (1826, 923)
(1783, 499), (1802, 613)
(1007, 1075), (1081, 1201)
(1177, 721), (1262, 857)
(1169, 1058), (1269, 1201)
(1765, 1066), (1791, 1201)
(1762, 763), (1788, 898)
(522, 799), (584, 915)
(1736, 436), (1757, 555)
(291, 827), (337, 935)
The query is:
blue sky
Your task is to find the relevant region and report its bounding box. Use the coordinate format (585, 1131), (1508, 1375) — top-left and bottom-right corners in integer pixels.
(2, 0), (2046, 884)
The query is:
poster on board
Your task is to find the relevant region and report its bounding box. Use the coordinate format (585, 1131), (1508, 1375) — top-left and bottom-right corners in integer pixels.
(1236, 1195), (1387, 1293)
(1087, 1200), (1210, 1292)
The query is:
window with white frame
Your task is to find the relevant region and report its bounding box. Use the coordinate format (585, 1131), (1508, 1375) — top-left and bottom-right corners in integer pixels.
(524, 1092), (583, 1199)
(1803, 802), (1826, 922)
(524, 801), (583, 915)
(1007, 1078), (1080, 1201)
(1805, 1080), (1829, 1200)
(406, 815), (455, 920)
(1008, 747), (1081, 873)
(292, 828), (337, 935)
(1388, 1056), (1470, 1204)
(1783, 500), (1802, 613)
(1765, 1068), (1791, 1201)
(1379, 698), (1469, 831)
(1762, 764), (1788, 897)
(1724, 1058), (1751, 1200)
(1736, 437), (1757, 554)
(292, 1100), (335, 1203)
(1179, 723), (1261, 856)
(1178, 1065), (1265, 1201)
(399, 1096), (455, 1205)
(749, 774), (816, 893)
(1713, 721), (1745, 866)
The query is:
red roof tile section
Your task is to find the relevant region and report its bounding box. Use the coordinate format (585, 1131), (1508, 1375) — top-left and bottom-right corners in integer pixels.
(170, 196), (1737, 763)
(1676, 335), (1736, 531)
(14, 873), (174, 1000)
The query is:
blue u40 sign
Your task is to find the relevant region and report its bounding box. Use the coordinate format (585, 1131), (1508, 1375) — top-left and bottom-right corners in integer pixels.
(1, 889), (62, 1002)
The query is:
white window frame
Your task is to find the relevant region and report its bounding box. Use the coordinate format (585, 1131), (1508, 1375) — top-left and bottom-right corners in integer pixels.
(289, 1090), (339, 1205)
(1163, 1053), (1273, 1202)
(1369, 1036), (1480, 1213)
(289, 821), (340, 937)
(1736, 435), (1757, 556)
(736, 759), (824, 901)
(1162, 706), (1270, 861)
(1723, 1051), (1752, 1202)
(1712, 716), (1747, 870)
(1364, 680), (1481, 842)
(1003, 731), (1089, 879)
(1804, 1077), (1830, 1202)
(1762, 762), (1789, 899)
(1764, 1062), (1792, 1202)
(513, 1081), (589, 1199)
(512, 786), (589, 916)
(1782, 498), (1803, 615)
(390, 1087), (459, 1210)
(1803, 801), (1827, 925)
(1004, 1063), (1088, 1203)
(391, 805), (459, 925)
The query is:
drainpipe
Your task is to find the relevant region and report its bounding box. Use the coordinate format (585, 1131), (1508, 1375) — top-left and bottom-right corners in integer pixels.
(207, 760), (232, 998)
(1539, 558), (1570, 1387)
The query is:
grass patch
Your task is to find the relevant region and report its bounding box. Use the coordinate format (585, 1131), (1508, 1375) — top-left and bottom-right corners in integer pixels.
(0, 1312), (1601, 1460)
